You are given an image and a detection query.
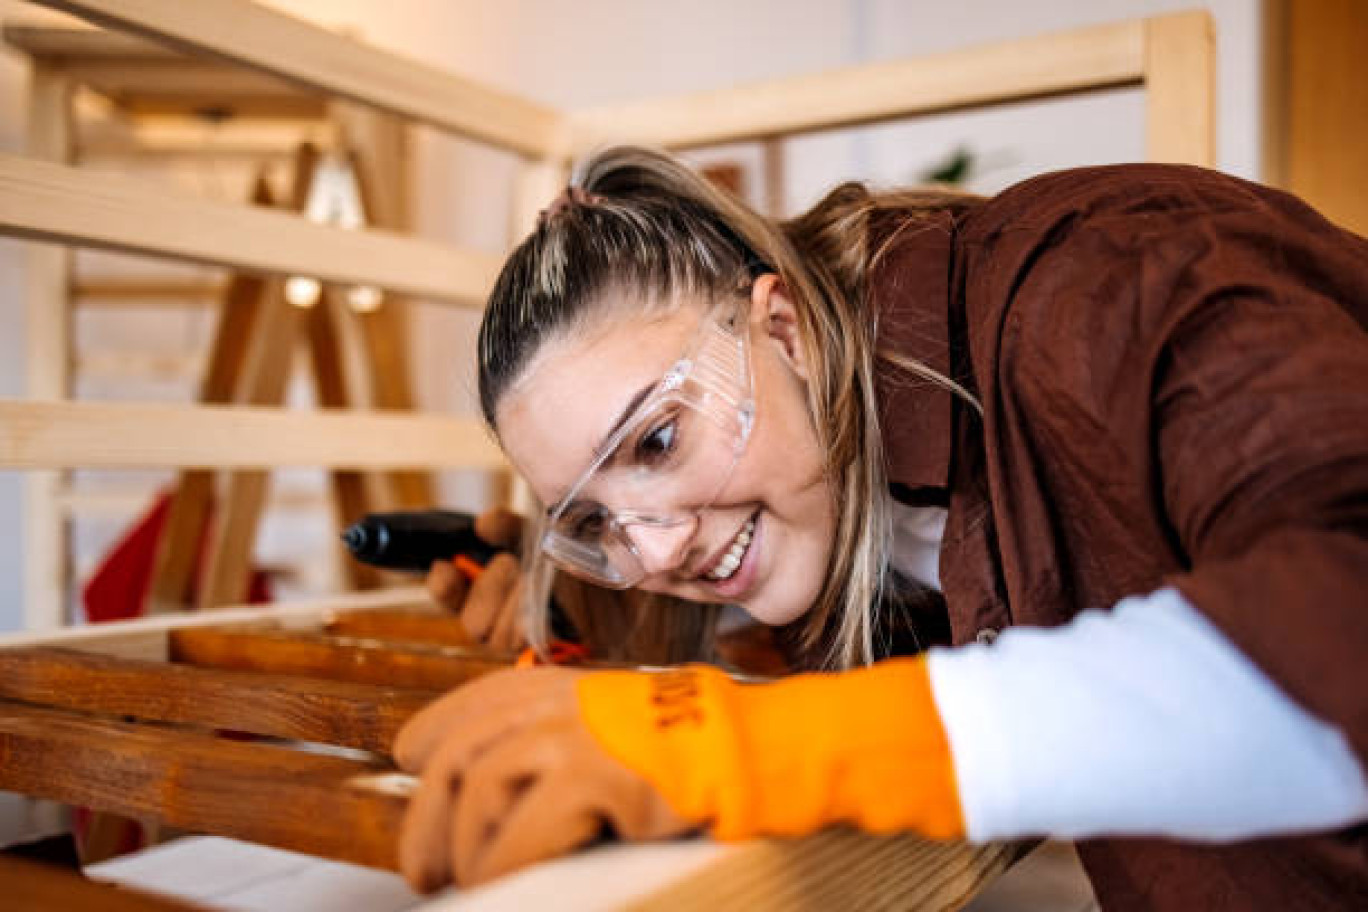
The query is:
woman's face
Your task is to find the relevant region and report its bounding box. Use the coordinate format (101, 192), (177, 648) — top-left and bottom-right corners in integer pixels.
(496, 275), (836, 626)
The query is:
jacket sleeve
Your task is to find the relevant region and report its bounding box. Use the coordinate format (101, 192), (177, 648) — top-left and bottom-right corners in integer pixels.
(1154, 235), (1368, 761)
(989, 167), (1368, 763)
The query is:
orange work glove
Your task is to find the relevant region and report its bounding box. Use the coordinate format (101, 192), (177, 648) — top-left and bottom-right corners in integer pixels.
(577, 656), (965, 841)
(393, 666), (695, 892)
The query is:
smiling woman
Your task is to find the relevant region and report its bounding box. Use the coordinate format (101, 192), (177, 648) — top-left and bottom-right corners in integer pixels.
(403, 145), (1368, 906)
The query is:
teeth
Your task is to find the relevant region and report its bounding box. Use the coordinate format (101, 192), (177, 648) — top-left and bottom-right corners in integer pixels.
(706, 517), (754, 581)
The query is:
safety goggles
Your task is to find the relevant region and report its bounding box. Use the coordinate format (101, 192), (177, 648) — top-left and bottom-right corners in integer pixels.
(541, 295), (756, 588)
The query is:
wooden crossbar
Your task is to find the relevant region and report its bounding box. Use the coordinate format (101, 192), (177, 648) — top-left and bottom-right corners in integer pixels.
(568, 17), (1147, 151)
(0, 153), (499, 304)
(169, 627), (512, 690)
(0, 699), (407, 869)
(0, 647), (434, 754)
(30, 0), (564, 158)
(0, 400), (504, 471)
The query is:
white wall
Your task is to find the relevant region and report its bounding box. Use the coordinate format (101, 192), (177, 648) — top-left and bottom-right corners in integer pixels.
(0, 0), (1264, 632)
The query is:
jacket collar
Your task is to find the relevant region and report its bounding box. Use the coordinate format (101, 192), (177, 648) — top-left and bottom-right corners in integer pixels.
(870, 210), (959, 505)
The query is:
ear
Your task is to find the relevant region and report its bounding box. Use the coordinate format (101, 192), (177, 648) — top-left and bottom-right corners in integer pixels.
(750, 273), (810, 380)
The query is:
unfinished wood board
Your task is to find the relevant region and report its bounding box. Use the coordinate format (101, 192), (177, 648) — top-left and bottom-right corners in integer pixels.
(168, 626), (511, 690)
(0, 699), (407, 869)
(0, 153), (500, 305)
(0, 587), (431, 659)
(0, 647), (434, 754)
(4, 855), (214, 912)
(569, 17), (1146, 152)
(1144, 11), (1216, 167)
(22, 63), (74, 634)
(30, 0), (564, 158)
(0, 400), (504, 471)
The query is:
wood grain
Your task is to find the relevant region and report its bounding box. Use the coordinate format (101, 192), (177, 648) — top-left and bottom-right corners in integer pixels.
(0, 647), (434, 754)
(169, 626), (510, 691)
(29, 0), (564, 158)
(569, 17), (1145, 152)
(0, 699), (407, 869)
(0, 153), (500, 305)
(3, 855), (213, 912)
(0, 399), (505, 471)
(324, 609), (476, 648)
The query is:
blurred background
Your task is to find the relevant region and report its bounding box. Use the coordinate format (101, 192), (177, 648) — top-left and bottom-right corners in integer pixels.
(0, 0), (1362, 635)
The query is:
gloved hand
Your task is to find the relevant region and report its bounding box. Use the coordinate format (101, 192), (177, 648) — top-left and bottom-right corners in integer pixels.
(425, 508), (526, 652)
(393, 666), (696, 891)
(393, 656), (964, 891)
(578, 656), (965, 841)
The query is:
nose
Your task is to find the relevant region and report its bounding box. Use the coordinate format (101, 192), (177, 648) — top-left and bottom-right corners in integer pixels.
(624, 518), (696, 575)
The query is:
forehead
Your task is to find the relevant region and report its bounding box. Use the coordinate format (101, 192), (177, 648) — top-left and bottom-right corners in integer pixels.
(494, 303), (702, 504)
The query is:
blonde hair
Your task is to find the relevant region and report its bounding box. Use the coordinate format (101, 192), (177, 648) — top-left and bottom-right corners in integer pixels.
(479, 147), (977, 669)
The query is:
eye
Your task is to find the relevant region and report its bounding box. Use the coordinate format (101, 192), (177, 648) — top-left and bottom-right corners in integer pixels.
(634, 414), (678, 467)
(562, 501), (609, 541)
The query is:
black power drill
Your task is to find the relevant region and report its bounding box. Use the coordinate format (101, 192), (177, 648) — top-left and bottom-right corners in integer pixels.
(341, 510), (502, 575)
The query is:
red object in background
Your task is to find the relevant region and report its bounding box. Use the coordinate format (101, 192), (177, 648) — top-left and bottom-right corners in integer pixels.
(81, 491), (271, 623)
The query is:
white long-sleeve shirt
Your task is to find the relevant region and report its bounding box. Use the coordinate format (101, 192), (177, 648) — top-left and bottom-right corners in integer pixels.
(893, 503), (1368, 842)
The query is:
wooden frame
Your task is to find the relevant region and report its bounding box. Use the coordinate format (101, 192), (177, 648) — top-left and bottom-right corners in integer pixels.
(1, 4), (1215, 908)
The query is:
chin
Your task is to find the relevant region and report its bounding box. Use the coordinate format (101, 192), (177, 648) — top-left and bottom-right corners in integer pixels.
(738, 589), (813, 627)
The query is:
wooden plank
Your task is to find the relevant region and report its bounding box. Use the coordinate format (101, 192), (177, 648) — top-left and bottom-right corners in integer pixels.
(338, 107), (434, 509)
(196, 148), (316, 609)
(325, 609), (475, 648)
(305, 293), (383, 591)
(568, 18), (1146, 152)
(0, 400), (505, 471)
(22, 64), (74, 634)
(0, 699), (407, 869)
(169, 627), (510, 690)
(148, 176), (275, 614)
(3, 855), (213, 912)
(0, 587), (431, 659)
(73, 278), (224, 303)
(628, 829), (1022, 912)
(1144, 11), (1217, 167)
(0, 153), (500, 305)
(1281, 0), (1368, 234)
(0, 647), (432, 754)
(30, 0), (565, 159)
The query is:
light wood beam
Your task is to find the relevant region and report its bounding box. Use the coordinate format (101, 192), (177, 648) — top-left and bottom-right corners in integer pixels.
(568, 18), (1146, 152)
(0, 400), (505, 471)
(22, 65), (74, 634)
(30, 0), (566, 159)
(1144, 11), (1217, 167)
(0, 153), (500, 305)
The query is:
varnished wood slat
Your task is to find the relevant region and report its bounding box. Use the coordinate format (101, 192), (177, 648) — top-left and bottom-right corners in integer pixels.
(0, 700), (407, 869)
(169, 626), (510, 690)
(3, 855), (213, 912)
(0, 647), (434, 754)
(324, 609), (476, 648)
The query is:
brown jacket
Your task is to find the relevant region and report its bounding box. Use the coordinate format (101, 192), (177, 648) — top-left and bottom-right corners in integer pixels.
(872, 164), (1368, 911)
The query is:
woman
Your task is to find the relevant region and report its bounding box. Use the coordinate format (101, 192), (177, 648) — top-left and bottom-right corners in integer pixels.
(396, 147), (1368, 909)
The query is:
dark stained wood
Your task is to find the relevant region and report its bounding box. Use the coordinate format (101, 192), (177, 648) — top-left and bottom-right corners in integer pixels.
(3, 855), (213, 912)
(0, 647), (434, 754)
(0, 699), (408, 870)
(324, 608), (475, 647)
(169, 626), (511, 690)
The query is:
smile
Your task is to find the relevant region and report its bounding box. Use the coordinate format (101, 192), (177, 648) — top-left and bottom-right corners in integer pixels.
(705, 516), (755, 581)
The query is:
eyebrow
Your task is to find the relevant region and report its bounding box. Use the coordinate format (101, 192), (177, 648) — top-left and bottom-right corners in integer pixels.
(593, 381), (656, 460)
